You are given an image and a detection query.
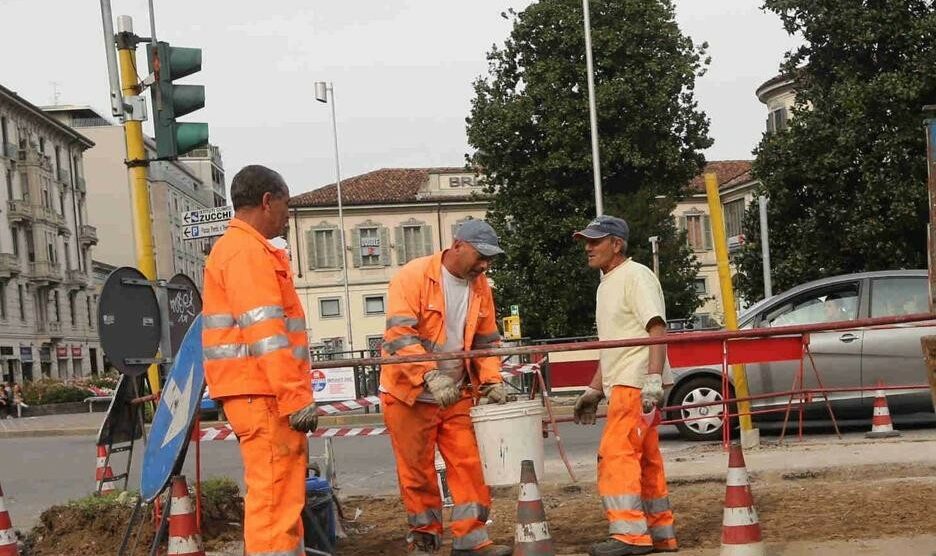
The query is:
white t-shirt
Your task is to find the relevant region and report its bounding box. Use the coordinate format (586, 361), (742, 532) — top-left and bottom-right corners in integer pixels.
(417, 265), (471, 403)
(596, 258), (672, 393)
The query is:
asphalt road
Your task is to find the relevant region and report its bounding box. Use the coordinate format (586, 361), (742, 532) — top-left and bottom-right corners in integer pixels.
(5, 414), (935, 531)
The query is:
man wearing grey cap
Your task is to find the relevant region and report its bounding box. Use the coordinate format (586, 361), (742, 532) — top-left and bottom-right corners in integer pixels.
(572, 215), (677, 555)
(380, 219), (512, 555)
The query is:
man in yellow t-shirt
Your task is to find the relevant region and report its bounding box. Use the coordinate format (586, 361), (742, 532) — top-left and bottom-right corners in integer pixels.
(572, 215), (677, 556)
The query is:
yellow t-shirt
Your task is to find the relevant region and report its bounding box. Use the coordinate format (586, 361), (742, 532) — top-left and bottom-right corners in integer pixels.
(596, 258), (672, 393)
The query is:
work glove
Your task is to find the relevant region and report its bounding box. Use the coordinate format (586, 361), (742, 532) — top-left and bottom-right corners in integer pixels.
(573, 387), (604, 425)
(478, 382), (508, 405)
(424, 370), (460, 408)
(641, 374), (665, 413)
(288, 402), (319, 433)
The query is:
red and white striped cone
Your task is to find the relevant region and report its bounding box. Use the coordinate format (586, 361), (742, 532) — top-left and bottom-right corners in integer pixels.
(866, 383), (901, 439)
(0, 482), (19, 556)
(514, 459), (555, 556)
(167, 476), (204, 556)
(95, 444), (116, 494)
(720, 444), (764, 556)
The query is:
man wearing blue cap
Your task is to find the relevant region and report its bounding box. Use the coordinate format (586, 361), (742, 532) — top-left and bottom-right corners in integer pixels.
(381, 219), (512, 555)
(572, 215), (677, 556)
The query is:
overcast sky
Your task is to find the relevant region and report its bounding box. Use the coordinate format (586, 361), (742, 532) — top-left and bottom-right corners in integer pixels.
(1, 1), (798, 196)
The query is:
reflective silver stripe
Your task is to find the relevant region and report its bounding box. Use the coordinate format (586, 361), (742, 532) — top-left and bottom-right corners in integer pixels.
(386, 315), (418, 328)
(407, 508), (442, 527)
(643, 497), (671, 514)
(383, 335), (421, 354)
(237, 305), (285, 328)
(245, 547), (303, 556)
(452, 527), (489, 550)
(420, 338), (440, 353)
(609, 519), (648, 536)
(471, 332), (501, 348)
(203, 343), (248, 360)
(249, 334), (290, 357)
(286, 317), (306, 332)
(650, 524), (676, 541)
(203, 313), (235, 329)
(451, 502), (489, 522)
(603, 493), (644, 512)
(293, 345), (310, 361)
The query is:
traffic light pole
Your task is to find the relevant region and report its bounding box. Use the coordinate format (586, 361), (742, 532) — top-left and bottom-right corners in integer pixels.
(115, 15), (162, 395)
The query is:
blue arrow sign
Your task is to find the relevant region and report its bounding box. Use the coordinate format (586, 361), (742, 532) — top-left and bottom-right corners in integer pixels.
(141, 315), (204, 502)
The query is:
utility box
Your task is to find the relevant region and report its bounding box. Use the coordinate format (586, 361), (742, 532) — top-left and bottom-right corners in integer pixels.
(503, 316), (522, 341)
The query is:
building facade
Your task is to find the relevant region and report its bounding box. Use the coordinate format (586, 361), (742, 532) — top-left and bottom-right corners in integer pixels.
(42, 106), (222, 287)
(179, 145), (226, 208)
(0, 84), (103, 382)
(288, 168), (489, 354)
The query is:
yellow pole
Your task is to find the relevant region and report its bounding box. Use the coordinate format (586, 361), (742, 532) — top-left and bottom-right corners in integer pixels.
(117, 34), (162, 395)
(704, 173), (758, 446)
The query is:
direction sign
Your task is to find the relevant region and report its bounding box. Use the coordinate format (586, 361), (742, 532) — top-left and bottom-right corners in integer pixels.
(98, 267), (161, 376)
(181, 206), (232, 241)
(141, 315), (204, 502)
(168, 273), (202, 357)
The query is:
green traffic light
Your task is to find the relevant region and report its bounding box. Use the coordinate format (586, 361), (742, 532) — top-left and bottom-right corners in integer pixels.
(146, 40), (209, 159)
(176, 123), (209, 155)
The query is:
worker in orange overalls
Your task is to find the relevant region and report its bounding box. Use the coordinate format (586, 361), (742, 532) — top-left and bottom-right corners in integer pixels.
(381, 220), (512, 556)
(572, 216), (677, 556)
(202, 165), (318, 556)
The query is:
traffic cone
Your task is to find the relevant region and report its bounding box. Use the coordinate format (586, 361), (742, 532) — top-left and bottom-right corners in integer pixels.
(167, 476), (204, 556)
(513, 459), (555, 556)
(0, 482), (19, 556)
(95, 444), (116, 494)
(720, 444), (764, 556)
(866, 383), (900, 439)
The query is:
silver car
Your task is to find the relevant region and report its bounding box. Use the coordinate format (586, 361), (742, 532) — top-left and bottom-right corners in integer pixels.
(667, 270), (934, 441)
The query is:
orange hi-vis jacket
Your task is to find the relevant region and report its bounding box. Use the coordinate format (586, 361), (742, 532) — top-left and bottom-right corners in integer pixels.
(381, 251), (503, 406)
(202, 218), (313, 417)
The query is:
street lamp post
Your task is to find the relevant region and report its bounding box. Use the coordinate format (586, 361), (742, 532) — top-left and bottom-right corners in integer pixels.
(315, 81), (354, 351)
(582, 0), (603, 216)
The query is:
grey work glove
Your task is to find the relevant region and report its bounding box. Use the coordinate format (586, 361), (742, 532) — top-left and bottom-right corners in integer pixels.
(478, 382), (507, 405)
(573, 387), (604, 425)
(288, 402), (319, 433)
(424, 370), (460, 408)
(641, 374), (665, 413)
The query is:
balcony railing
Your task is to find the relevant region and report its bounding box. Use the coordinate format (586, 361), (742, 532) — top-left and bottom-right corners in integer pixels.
(34, 206), (66, 230)
(28, 261), (63, 283)
(6, 199), (34, 223)
(67, 269), (89, 287)
(79, 224), (98, 246)
(46, 321), (63, 337)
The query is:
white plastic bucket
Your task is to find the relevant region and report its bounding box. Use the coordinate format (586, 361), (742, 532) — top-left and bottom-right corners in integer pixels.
(470, 399), (545, 487)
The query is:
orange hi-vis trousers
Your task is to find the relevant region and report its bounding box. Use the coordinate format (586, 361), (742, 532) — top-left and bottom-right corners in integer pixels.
(224, 395), (308, 556)
(598, 386), (677, 551)
(381, 393), (494, 551)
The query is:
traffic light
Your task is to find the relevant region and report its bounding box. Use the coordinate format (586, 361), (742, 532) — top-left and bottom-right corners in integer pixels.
(146, 41), (209, 159)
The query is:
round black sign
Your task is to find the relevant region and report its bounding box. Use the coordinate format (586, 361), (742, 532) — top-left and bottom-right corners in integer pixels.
(168, 273), (202, 358)
(98, 267), (161, 376)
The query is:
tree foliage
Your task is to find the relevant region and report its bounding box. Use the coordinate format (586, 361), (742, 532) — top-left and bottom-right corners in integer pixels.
(736, 1), (936, 302)
(466, 0), (712, 338)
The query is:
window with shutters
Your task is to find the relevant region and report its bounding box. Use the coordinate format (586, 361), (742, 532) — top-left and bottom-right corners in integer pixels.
(679, 212), (712, 251)
(319, 297), (342, 318)
(351, 221), (390, 268)
(306, 223), (344, 270)
(724, 199), (745, 238)
(395, 219), (434, 265)
(364, 294), (385, 315)
(359, 227), (380, 266)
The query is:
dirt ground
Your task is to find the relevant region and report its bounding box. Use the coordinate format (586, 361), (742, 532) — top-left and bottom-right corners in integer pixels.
(337, 462), (936, 554)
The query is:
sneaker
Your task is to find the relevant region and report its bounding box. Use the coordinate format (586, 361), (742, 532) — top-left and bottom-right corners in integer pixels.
(589, 538), (654, 556)
(451, 544), (513, 556)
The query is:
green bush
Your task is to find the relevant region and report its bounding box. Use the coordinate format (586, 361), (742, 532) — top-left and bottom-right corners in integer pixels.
(22, 378), (94, 405)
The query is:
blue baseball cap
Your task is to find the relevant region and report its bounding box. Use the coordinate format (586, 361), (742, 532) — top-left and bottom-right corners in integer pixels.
(573, 215), (630, 241)
(455, 219), (504, 257)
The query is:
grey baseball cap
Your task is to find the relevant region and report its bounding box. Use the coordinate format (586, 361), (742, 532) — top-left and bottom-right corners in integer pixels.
(573, 215), (630, 241)
(455, 219), (504, 257)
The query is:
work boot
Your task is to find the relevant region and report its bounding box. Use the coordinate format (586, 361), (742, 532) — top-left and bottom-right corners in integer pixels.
(589, 538), (653, 556)
(407, 531), (440, 554)
(451, 543), (513, 556)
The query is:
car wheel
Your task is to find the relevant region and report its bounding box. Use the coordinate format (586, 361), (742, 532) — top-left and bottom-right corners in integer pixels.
(670, 376), (731, 442)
